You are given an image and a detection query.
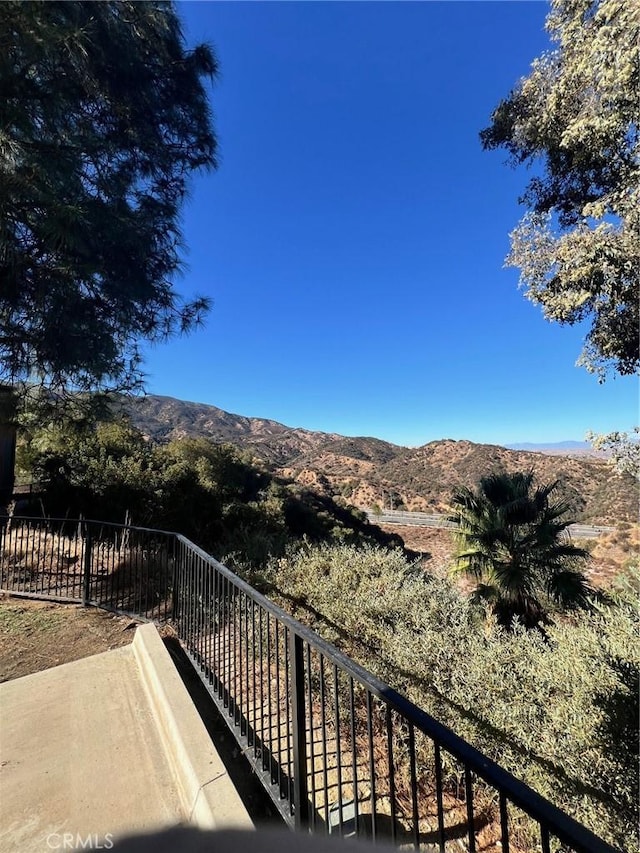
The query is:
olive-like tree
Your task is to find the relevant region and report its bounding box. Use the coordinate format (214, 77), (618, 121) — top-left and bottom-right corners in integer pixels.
(481, 0), (639, 381)
(449, 471), (593, 627)
(0, 1), (218, 504)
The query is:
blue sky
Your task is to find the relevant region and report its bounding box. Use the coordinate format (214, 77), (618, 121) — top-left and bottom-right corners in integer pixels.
(141, 1), (637, 447)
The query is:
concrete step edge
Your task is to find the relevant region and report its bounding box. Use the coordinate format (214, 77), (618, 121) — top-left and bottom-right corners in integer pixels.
(132, 624), (254, 831)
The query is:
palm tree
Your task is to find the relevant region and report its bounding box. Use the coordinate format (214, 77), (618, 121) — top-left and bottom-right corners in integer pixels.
(449, 471), (593, 628)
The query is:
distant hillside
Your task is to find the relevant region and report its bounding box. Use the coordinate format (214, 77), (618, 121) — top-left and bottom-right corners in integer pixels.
(126, 394), (341, 464)
(125, 395), (638, 525)
(507, 441), (591, 450)
(282, 438), (636, 524)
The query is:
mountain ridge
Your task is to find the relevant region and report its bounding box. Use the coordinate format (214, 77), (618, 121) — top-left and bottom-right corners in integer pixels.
(507, 440), (590, 450)
(125, 394), (637, 524)
(129, 394), (593, 453)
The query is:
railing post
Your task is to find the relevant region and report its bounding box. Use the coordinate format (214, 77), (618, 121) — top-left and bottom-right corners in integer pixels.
(82, 521), (92, 607)
(290, 631), (310, 830)
(172, 535), (181, 623)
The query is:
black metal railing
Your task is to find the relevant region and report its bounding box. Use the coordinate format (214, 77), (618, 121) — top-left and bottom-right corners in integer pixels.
(0, 517), (620, 853)
(0, 516), (175, 620)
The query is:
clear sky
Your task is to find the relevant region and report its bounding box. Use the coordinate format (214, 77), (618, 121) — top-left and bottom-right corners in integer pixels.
(141, 0), (638, 448)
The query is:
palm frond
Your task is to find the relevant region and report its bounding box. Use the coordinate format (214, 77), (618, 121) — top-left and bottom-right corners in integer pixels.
(546, 570), (595, 610)
(451, 470), (592, 628)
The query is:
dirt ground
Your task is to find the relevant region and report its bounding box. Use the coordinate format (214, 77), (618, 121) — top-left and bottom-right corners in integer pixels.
(379, 523), (639, 591)
(0, 596), (139, 682)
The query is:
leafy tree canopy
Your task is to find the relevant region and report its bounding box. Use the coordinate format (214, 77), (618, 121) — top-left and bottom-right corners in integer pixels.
(449, 471), (593, 627)
(0, 1), (218, 396)
(16, 417), (403, 561)
(481, 0), (639, 379)
(587, 427), (640, 480)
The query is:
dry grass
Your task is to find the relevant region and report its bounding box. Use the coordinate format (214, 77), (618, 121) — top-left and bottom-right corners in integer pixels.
(1, 522), (174, 619)
(0, 597), (138, 682)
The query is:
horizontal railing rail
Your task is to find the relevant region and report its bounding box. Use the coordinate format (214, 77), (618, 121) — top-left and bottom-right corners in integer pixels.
(0, 516), (621, 853)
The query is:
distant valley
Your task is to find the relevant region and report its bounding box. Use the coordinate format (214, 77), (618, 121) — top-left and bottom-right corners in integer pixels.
(125, 395), (638, 525)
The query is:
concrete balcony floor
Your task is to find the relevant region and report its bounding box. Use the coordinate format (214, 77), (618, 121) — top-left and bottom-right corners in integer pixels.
(0, 625), (252, 852)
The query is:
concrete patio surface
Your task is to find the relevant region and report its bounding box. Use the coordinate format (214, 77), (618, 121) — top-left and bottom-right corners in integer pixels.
(0, 624), (252, 852)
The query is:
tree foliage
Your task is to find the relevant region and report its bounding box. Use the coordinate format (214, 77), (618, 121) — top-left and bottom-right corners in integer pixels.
(16, 417), (403, 561)
(0, 1), (218, 394)
(481, 0), (640, 379)
(587, 427), (640, 480)
(448, 471), (593, 627)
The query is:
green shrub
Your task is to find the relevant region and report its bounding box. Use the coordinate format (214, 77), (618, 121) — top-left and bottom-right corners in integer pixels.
(19, 417), (404, 565)
(262, 543), (639, 850)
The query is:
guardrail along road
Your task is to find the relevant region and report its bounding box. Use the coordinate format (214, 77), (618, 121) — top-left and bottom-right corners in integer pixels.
(366, 509), (613, 539)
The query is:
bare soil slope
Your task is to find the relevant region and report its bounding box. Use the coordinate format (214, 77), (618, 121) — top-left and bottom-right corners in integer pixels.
(126, 395), (638, 525)
(380, 522), (639, 591)
(0, 598), (137, 682)
(285, 439), (637, 524)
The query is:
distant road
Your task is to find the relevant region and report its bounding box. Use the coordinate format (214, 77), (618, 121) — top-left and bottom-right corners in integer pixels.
(365, 509), (614, 539)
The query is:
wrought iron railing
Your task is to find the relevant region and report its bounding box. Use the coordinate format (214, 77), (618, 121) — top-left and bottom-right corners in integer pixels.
(0, 516), (620, 853)
(0, 516), (175, 619)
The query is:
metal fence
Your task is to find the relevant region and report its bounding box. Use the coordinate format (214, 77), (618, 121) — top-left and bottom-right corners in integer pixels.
(0, 516), (619, 853)
(0, 516), (175, 619)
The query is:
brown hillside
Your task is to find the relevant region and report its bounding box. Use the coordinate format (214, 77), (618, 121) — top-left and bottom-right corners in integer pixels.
(374, 523), (639, 592)
(383, 440), (635, 523)
(283, 438), (637, 524)
(126, 394), (340, 464)
(126, 395), (638, 526)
